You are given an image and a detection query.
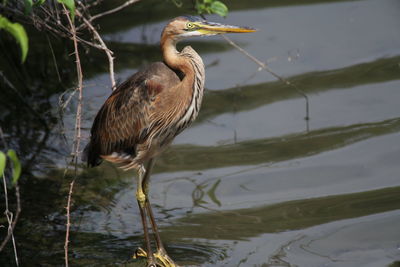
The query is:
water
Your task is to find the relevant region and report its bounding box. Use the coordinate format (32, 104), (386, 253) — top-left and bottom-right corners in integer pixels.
(1, 0), (400, 266)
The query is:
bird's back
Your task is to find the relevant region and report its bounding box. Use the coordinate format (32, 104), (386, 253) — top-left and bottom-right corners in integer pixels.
(83, 62), (182, 168)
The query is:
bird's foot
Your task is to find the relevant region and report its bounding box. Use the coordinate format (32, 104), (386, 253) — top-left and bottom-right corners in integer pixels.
(132, 247), (157, 267)
(133, 247), (179, 267)
(133, 247), (148, 259)
(154, 247), (179, 267)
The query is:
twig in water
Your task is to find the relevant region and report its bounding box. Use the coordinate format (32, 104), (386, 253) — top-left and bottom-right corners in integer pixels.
(64, 179), (75, 267)
(221, 35), (310, 131)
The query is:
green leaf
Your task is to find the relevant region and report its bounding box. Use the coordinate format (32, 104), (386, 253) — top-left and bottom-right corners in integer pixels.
(210, 1), (228, 17)
(0, 16), (29, 62)
(6, 149), (21, 185)
(171, 0), (183, 8)
(34, 0), (46, 6)
(0, 152), (6, 178)
(57, 0), (75, 21)
(24, 0), (33, 14)
(196, 4), (207, 14)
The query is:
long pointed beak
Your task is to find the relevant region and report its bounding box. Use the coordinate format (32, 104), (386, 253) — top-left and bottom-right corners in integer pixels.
(197, 21), (256, 35)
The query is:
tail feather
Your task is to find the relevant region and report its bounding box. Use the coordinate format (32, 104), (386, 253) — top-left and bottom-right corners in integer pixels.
(82, 142), (102, 167)
(101, 152), (138, 170)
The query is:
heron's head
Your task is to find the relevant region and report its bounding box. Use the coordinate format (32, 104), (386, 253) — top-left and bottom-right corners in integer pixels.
(162, 16), (256, 43)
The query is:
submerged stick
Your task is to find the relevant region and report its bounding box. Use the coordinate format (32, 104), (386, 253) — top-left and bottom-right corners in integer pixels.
(221, 35), (310, 131)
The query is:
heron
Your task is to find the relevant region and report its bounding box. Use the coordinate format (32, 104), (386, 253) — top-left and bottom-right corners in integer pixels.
(84, 16), (255, 267)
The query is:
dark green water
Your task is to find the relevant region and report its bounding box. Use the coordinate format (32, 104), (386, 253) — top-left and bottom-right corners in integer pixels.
(1, 0), (400, 266)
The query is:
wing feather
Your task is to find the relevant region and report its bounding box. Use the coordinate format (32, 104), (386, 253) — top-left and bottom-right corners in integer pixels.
(84, 62), (180, 167)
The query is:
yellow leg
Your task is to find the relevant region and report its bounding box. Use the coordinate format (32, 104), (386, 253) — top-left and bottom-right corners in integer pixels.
(154, 248), (179, 267)
(136, 164), (157, 267)
(134, 159), (179, 267)
(136, 165), (147, 208)
(143, 159), (179, 267)
(134, 247), (178, 267)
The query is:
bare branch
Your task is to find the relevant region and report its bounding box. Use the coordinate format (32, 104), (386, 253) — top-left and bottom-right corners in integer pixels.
(76, 9), (116, 90)
(85, 0), (104, 9)
(0, 128), (21, 266)
(0, 3), (111, 52)
(0, 177), (20, 266)
(0, 1), (136, 87)
(61, 5), (84, 266)
(90, 0), (141, 22)
(64, 179), (75, 267)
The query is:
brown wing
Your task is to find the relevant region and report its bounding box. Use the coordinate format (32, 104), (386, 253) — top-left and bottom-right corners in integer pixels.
(84, 62), (181, 167)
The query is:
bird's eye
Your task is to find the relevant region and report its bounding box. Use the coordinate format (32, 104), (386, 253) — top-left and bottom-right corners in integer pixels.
(186, 22), (195, 29)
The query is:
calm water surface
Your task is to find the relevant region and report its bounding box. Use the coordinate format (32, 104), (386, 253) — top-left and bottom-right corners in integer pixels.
(1, 0), (400, 266)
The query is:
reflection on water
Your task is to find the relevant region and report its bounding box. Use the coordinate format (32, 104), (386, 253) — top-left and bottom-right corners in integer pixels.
(1, 0), (400, 266)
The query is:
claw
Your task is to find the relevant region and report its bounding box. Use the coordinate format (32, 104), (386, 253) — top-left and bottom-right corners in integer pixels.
(132, 247), (147, 259)
(132, 161), (178, 267)
(154, 248), (179, 267)
(132, 247), (179, 267)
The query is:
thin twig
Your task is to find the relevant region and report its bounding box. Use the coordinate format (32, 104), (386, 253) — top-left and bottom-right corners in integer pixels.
(61, 5), (84, 267)
(0, 3), (112, 52)
(76, 9), (116, 90)
(85, 0), (104, 9)
(0, 0), (135, 88)
(221, 35), (310, 129)
(0, 175), (19, 266)
(0, 127), (21, 266)
(64, 179), (75, 267)
(89, 0), (141, 22)
(46, 34), (62, 83)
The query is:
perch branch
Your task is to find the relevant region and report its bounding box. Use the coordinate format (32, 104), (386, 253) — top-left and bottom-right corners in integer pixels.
(61, 5), (83, 267)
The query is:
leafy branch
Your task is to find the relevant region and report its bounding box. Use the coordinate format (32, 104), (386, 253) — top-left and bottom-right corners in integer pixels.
(0, 148), (22, 266)
(0, 15), (28, 62)
(170, 0), (228, 17)
(195, 0), (228, 17)
(0, 150), (22, 186)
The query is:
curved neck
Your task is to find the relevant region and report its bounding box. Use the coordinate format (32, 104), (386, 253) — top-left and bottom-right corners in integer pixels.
(160, 35), (193, 76)
(160, 33), (206, 128)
